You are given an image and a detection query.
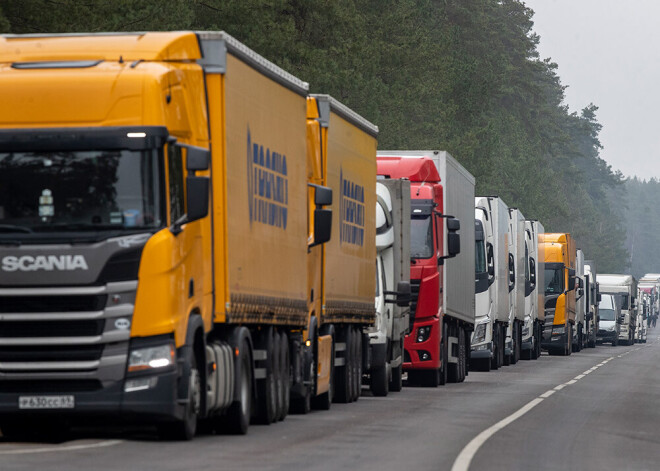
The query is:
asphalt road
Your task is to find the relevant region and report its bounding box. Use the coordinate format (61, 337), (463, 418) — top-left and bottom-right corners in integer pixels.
(2, 328), (660, 471)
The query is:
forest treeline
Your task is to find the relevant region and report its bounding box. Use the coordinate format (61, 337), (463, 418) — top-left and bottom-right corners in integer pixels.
(0, 0), (652, 275)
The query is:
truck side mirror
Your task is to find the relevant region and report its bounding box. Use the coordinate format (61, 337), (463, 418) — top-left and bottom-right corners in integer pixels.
(172, 144), (211, 230)
(309, 184), (332, 247)
(567, 268), (576, 291)
(185, 145), (211, 171)
(447, 217), (460, 258)
(598, 293), (602, 302)
(487, 243), (495, 278)
(185, 176), (210, 223)
(529, 258), (536, 286)
(508, 253), (515, 291)
(385, 281), (411, 307)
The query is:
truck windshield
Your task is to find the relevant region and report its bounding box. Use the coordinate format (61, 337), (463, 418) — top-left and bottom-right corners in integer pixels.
(544, 264), (564, 294)
(410, 215), (433, 259)
(599, 294), (616, 320)
(475, 239), (486, 274)
(0, 149), (163, 242)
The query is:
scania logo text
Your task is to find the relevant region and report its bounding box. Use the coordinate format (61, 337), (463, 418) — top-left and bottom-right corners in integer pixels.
(1, 255), (89, 272)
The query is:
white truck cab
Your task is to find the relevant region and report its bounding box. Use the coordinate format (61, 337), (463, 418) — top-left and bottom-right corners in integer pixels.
(368, 179), (411, 395)
(471, 197), (510, 370)
(596, 293), (621, 345)
(597, 274), (637, 346)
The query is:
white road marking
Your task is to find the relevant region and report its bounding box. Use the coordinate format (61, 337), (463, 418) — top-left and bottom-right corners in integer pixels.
(451, 356), (615, 471)
(450, 398), (544, 471)
(0, 439), (123, 455)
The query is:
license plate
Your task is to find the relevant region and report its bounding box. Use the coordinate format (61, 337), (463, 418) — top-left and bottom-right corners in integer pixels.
(18, 395), (74, 409)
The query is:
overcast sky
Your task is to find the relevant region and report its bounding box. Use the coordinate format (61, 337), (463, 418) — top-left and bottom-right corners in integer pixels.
(524, 0), (660, 180)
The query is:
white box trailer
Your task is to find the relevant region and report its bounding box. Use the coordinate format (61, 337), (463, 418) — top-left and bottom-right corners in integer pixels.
(378, 150), (475, 326)
(472, 196), (510, 370)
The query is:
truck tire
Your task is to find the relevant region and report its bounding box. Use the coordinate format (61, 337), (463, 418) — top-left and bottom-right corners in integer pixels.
(272, 331), (283, 420)
(389, 361), (403, 391)
(448, 324), (459, 383)
(370, 363), (389, 396)
(278, 331), (290, 420)
(352, 327), (362, 401)
(565, 324), (572, 356)
(334, 325), (352, 403)
(490, 324), (500, 370)
(389, 337), (404, 392)
(531, 323), (540, 360)
(225, 340), (253, 434)
(458, 326), (466, 382)
(612, 336), (618, 347)
(439, 320), (448, 386)
(255, 328), (278, 424)
(160, 349), (200, 440)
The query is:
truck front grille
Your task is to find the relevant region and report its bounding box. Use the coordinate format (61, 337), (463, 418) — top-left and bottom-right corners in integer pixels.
(0, 295), (107, 313)
(0, 345), (104, 363)
(0, 281), (136, 380)
(409, 279), (421, 329)
(0, 320), (105, 338)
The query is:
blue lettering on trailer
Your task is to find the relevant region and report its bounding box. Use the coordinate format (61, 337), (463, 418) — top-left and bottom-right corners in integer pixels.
(247, 127), (288, 229)
(340, 168), (365, 246)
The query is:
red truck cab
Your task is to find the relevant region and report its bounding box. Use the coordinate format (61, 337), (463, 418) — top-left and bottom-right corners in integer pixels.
(377, 157), (457, 385)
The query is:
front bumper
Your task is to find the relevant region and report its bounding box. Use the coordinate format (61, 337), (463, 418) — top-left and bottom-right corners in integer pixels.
(597, 329), (617, 342)
(403, 316), (441, 370)
(0, 367), (182, 423)
(470, 342), (493, 359)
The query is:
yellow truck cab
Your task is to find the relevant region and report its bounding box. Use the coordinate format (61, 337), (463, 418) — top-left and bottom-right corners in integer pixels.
(540, 233), (577, 355)
(0, 32), (376, 440)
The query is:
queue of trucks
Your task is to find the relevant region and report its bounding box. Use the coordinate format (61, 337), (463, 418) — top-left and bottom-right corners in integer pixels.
(0, 30), (653, 442)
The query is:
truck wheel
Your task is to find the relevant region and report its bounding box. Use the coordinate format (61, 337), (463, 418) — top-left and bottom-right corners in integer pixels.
(448, 324), (459, 383)
(334, 325), (352, 403)
(255, 329), (278, 424)
(498, 326), (505, 368)
(565, 325), (572, 356)
(352, 327), (362, 401)
(278, 331), (290, 421)
(439, 320), (448, 386)
(511, 321), (520, 364)
(160, 350), (200, 440)
(531, 324), (539, 360)
(389, 362), (403, 391)
(458, 326), (466, 382)
(490, 324), (500, 370)
(612, 337), (618, 347)
(225, 340), (252, 434)
(370, 362), (389, 396)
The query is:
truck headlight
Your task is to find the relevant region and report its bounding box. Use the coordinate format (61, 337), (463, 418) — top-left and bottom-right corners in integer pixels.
(416, 326), (431, 343)
(552, 326), (565, 336)
(128, 344), (175, 373)
(472, 322), (487, 344)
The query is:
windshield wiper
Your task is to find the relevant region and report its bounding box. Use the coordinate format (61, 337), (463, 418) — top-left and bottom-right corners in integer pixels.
(0, 224), (33, 233)
(37, 223), (124, 232)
